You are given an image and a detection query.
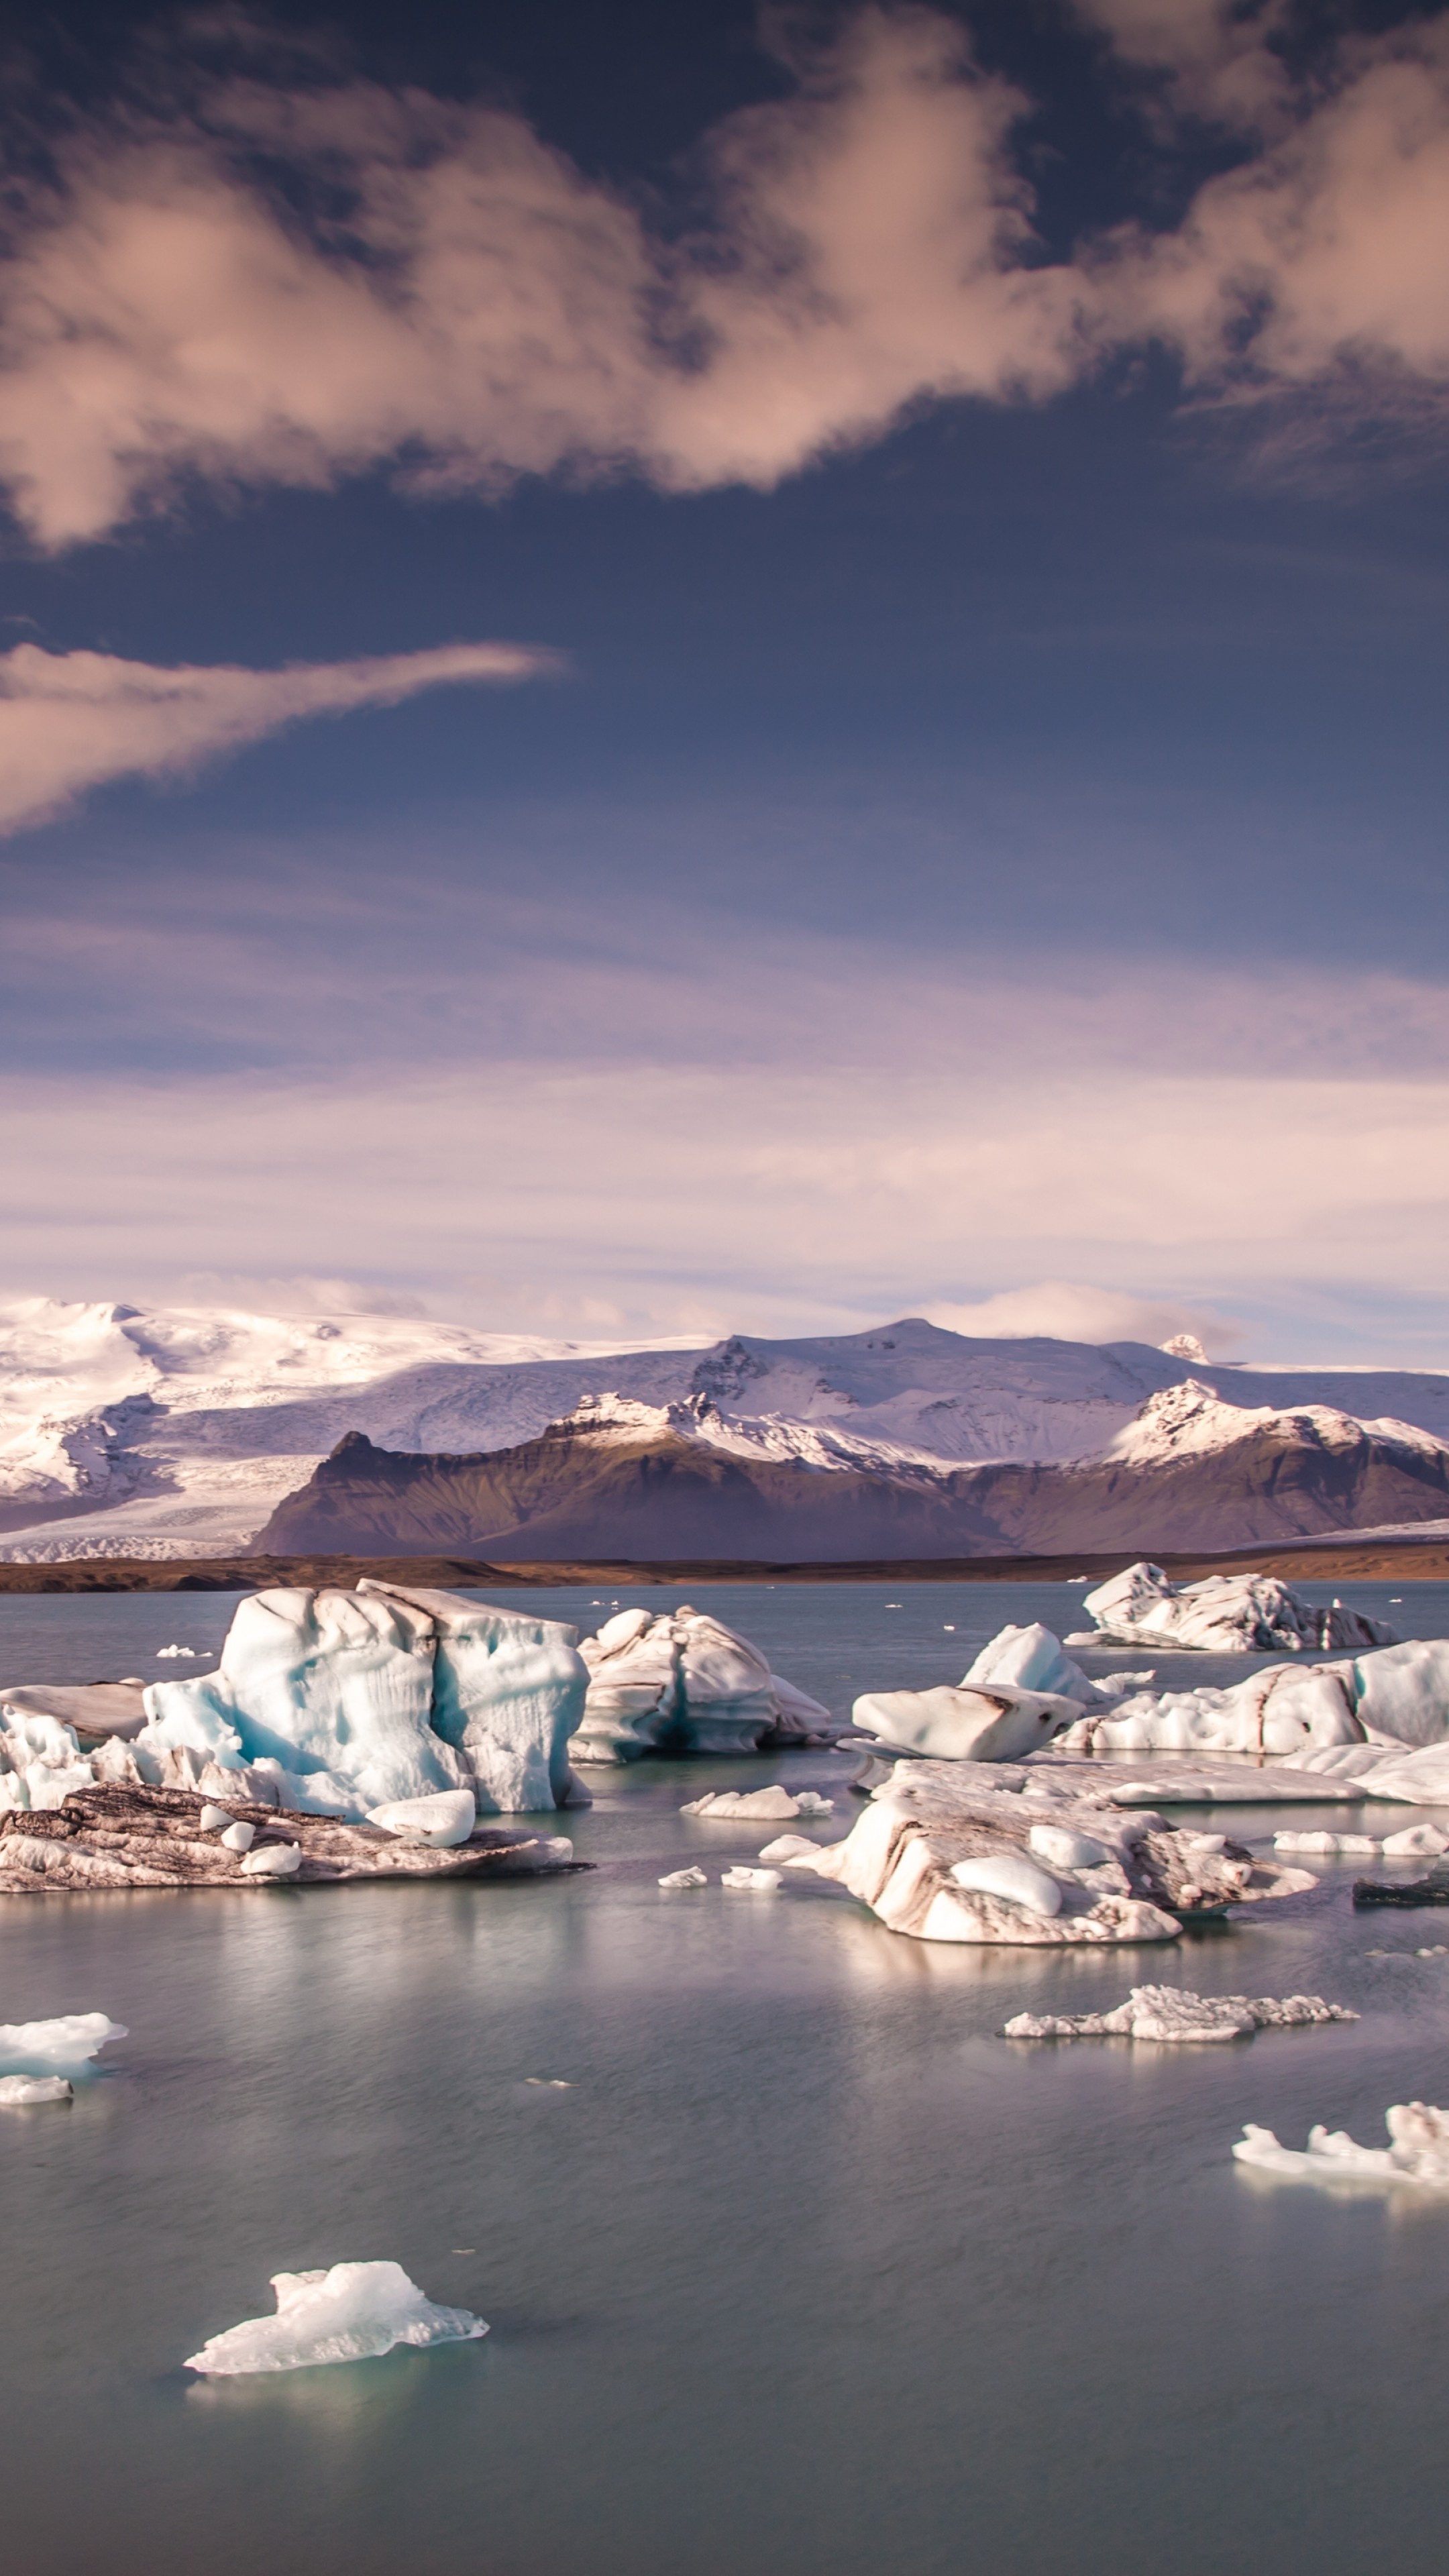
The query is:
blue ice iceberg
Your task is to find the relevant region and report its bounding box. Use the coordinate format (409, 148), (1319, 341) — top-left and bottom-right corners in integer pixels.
(136, 1581), (588, 1818)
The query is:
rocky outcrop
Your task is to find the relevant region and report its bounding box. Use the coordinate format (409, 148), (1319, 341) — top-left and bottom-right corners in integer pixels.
(0, 1782), (576, 1893)
(256, 1389), (1449, 1562)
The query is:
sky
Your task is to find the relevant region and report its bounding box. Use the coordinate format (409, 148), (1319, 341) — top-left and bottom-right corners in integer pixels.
(3, 0), (1449, 1361)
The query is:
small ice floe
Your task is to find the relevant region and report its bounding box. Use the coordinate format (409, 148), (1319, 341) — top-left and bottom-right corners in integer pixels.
(658, 1865), (707, 1889)
(184, 2260), (488, 2374)
(680, 1788), (796, 1821)
(525, 2077), (572, 2088)
(0, 2073), (73, 2105)
(1005, 1987), (1356, 2043)
(366, 1790), (476, 1847)
(0, 2012), (127, 2072)
(239, 1841), (301, 1878)
(1274, 1832), (1380, 1856)
(758, 1833), (821, 1864)
(1234, 2102), (1449, 2188)
(1382, 1825), (1449, 1858)
(156, 1645), (201, 1659)
(721, 1866), (782, 1892)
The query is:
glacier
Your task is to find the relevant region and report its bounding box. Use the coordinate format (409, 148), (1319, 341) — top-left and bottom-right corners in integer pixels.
(184, 2261), (487, 2374)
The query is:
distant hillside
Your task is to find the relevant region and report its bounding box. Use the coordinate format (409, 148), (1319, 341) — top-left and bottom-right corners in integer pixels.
(256, 1383), (1449, 1560)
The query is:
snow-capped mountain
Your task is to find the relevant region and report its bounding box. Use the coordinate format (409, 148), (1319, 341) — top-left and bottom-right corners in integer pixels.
(4, 1296), (1449, 1561)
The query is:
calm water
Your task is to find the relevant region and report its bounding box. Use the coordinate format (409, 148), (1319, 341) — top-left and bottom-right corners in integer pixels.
(5, 1579), (1449, 2576)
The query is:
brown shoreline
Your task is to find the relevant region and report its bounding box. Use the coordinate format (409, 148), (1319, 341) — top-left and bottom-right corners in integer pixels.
(1, 1539), (1447, 1593)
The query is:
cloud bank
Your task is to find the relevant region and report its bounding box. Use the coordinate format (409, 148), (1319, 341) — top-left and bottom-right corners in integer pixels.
(1, 7), (1449, 545)
(0, 639), (557, 833)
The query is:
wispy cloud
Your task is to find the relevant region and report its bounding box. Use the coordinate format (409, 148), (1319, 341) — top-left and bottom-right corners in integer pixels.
(924, 1282), (1244, 1352)
(0, 639), (559, 834)
(3, 9), (1449, 547)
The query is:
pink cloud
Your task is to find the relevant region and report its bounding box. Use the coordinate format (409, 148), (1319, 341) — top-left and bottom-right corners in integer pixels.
(0, 639), (559, 833)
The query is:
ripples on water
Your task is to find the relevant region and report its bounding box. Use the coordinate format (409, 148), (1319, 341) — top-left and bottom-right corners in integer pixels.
(4, 1581), (1449, 2576)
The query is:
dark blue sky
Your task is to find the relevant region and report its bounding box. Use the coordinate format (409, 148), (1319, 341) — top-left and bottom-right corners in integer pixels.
(3, 0), (1447, 1356)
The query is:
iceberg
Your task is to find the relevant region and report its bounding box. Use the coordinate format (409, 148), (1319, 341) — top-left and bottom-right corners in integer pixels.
(572, 1607), (834, 1764)
(680, 1786), (818, 1821)
(1273, 1831), (1378, 1855)
(184, 2261), (487, 2374)
(358, 1580), (588, 1813)
(366, 1790), (476, 1846)
(0, 2012), (127, 2070)
(781, 1761), (1313, 1945)
(850, 1680), (1082, 1762)
(1005, 1987), (1356, 2042)
(1233, 2102), (1449, 2188)
(1350, 1639), (1449, 1748)
(721, 1866), (782, 1891)
(1077, 1562), (1397, 1652)
(0, 2072), (72, 2104)
(129, 1582), (588, 1819)
(658, 1864), (708, 1888)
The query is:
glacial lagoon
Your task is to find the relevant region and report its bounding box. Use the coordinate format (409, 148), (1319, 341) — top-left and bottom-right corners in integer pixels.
(6, 1580), (1449, 2576)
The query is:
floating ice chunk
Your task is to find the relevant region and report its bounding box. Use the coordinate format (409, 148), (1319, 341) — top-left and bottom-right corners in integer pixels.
(1028, 1824), (1111, 1870)
(1082, 1562), (1395, 1654)
(184, 2259), (487, 2375)
(572, 1605), (830, 1764)
(758, 1833), (821, 1863)
(0, 2072), (72, 2104)
(721, 1866), (782, 1891)
(199, 1805), (233, 1833)
(1234, 2101), (1449, 2187)
(949, 1852), (1063, 1916)
(156, 1645), (200, 1658)
(795, 1790), (835, 1816)
(1275, 1831), (1380, 1855)
(1382, 1824), (1449, 1858)
(0, 2012), (127, 2071)
(852, 1682), (1079, 1763)
(1005, 1988), (1356, 2043)
(221, 1819), (255, 1853)
(680, 1786), (803, 1821)
(239, 1841), (301, 1878)
(366, 1790), (476, 1847)
(658, 1865), (707, 1888)
(965, 1623), (1097, 1706)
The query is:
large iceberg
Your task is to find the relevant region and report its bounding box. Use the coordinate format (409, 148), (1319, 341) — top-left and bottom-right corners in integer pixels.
(1077, 1562), (1397, 1652)
(131, 1582), (588, 1819)
(184, 2261), (487, 2374)
(570, 1607), (834, 1764)
(780, 1760), (1313, 1944)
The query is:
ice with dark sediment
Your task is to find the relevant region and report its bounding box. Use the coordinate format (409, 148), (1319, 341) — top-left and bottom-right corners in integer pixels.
(780, 1760), (1314, 1944)
(1075, 1561), (1397, 1653)
(571, 1606), (834, 1764)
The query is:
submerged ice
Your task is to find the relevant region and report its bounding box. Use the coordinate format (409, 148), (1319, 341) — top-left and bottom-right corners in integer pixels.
(184, 2261), (488, 2374)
